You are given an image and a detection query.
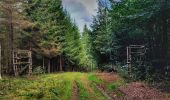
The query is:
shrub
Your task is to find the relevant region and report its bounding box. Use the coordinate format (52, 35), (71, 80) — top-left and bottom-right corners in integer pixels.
(115, 63), (129, 79)
(98, 63), (115, 72)
(88, 75), (102, 84)
(107, 84), (116, 91)
(33, 66), (44, 75)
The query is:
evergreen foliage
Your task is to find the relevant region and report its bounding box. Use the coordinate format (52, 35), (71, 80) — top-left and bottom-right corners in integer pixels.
(0, 0), (169, 82)
(91, 0), (170, 81)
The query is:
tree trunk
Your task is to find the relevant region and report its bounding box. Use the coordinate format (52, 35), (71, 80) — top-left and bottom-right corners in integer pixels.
(8, 7), (14, 75)
(43, 57), (45, 71)
(48, 59), (51, 73)
(60, 55), (62, 71)
(0, 44), (2, 79)
(52, 59), (54, 72)
(72, 66), (74, 72)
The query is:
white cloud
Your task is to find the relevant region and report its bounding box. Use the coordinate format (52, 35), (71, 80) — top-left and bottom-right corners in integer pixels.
(62, 0), (98, 32)
(78, 0), (98, 15)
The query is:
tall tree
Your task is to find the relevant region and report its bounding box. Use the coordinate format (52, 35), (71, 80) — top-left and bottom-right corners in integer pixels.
(91, 0), (112, 67)
(0, 0), (32, 75)
(80, 25), (97, 70)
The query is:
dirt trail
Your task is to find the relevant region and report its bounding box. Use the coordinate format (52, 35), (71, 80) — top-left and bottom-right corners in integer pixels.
(95, 72), (122, 99)
(95, 72), (170, 100)
(95, 72), (119, 83)
(72, 81), (78, 100)
(80, 76), (94, 93)
(95, 84), (113, 100)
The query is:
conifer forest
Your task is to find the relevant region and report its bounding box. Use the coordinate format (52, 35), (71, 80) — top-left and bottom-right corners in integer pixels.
(0, 0), (170, 99)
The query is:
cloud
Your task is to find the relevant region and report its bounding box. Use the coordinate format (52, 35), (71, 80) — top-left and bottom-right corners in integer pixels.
(62, 0), (98, 32)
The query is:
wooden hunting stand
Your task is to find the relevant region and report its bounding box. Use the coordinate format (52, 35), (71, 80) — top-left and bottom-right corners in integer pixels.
(13, 50), (32, 76)
(127, 45), (146, 77)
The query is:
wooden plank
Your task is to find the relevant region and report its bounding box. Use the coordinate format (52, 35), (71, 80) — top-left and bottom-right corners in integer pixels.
(129, 47), (145, 49)
(127, 47), (129, 64)
(129, 45), (145, 47)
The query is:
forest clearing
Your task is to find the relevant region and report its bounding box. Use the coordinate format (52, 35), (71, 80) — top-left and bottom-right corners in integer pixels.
(0, 0), (170, 100)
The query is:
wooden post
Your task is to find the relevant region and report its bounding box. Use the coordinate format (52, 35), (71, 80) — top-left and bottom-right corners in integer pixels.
(13, 51), (17, 76)
(127, 46), (132, 77)
(127, 47), (130, 75)
(129, 47), (132, 77)
(127, 47), (129, 64)
(28, 51), (32, 76)
(0, 44), (2, 79)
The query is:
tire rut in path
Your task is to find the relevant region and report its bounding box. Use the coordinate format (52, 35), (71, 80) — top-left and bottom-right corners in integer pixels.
(95, 84), (113, 100)
(72, 81), (78, 100)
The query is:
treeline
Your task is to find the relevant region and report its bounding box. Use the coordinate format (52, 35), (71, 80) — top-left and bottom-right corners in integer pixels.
(1, 0), (170, 81)
(91, 0), (170, 81)
(0, 0), (96, 76)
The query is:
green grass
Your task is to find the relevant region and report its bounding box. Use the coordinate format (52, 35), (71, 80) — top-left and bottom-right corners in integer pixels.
(88, 73), (126, 99)
(88, 74), (102, 84)
(107, 79), (126, 91)
(77, 80), (90, 100)
(0, 73), (73, 100)
(77, 77), (107, 100)
(0, 72), (107, 100)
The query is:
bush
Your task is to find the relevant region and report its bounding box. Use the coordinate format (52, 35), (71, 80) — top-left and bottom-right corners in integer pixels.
(98, 63), (115, 72)
(165, 66), (170, 81)
(107, 84), (116, 91)
(33, 66), (44, 75)
(115, 63), (129, 79)
(88, 75), (102, 84)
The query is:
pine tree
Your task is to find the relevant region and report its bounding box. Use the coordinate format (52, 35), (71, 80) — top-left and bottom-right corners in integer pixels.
(64, 20), (81, 70)
(91, 0), (112, 67)
(108, 0), (170, 80)
(0, 0), (32, 75)
(24, 0), (85, 72)
(79, 25), (97, 70)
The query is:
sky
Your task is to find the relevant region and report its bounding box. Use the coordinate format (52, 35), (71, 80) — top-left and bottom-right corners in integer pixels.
(62, 0), (98, 32)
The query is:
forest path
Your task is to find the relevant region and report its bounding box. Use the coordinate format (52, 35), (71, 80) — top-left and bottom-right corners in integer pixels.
(94, 72), (170, 100)
(0, 72), (106, 100)
(0, 72), (169, 100)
